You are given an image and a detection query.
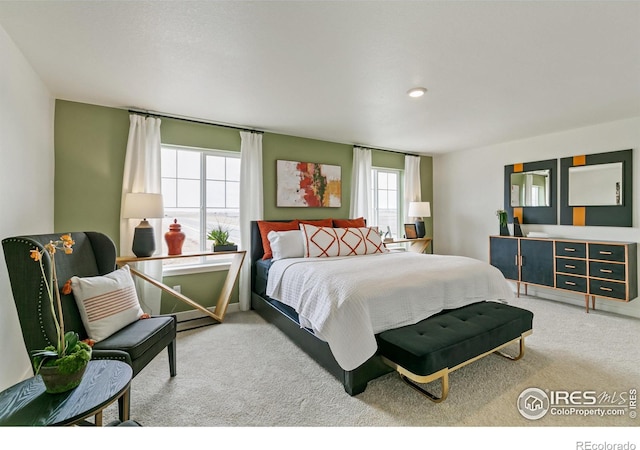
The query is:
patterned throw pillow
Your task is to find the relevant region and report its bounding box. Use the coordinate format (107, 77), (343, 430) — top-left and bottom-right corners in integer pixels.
(71, 265), (145, 342)
(300, 223), (388, 258)
(298, 219), (333, 227)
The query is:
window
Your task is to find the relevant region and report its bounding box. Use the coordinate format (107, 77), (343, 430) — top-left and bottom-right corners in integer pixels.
(161, 144), (241, 267)
(371, 167), (403, 239)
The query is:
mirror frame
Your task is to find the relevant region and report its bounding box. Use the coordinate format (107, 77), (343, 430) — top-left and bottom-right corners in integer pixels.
(560, 149), (632, 227)
(504, 158), (557, 225)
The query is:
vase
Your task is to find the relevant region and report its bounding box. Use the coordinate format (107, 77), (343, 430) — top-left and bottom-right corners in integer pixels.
(499, 224), (510, 236)
(39, 363), (87, 394)
(165, 219), (186, 255)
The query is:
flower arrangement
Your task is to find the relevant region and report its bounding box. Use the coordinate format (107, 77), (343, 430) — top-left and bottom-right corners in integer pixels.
(29, 234), (91, 375)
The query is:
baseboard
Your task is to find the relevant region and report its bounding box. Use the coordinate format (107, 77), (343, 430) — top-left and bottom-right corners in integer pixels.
(174, 302), (241, 332)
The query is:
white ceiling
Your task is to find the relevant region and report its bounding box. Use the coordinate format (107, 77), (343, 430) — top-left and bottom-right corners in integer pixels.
(1, 1), (639, 155)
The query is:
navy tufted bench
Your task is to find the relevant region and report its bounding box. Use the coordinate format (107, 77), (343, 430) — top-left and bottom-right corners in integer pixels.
(376, 301), (533, 402)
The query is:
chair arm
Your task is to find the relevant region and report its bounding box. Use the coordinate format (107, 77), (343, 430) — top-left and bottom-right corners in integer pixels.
(91, 349), (133, 366)
(151, 313), (177, 322)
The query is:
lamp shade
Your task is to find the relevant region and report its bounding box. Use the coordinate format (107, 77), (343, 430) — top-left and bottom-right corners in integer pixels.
(122, 193), (164, 219)
(408, 201), (431, 219)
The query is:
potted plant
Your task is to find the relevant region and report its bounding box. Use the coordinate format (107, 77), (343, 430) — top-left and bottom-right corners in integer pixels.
(496, 209), (509, 236)
(30, 234), (92, 393)
(207, 224), (237, 252)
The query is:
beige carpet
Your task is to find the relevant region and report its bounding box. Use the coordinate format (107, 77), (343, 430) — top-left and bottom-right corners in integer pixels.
(101, 295), (639, 433)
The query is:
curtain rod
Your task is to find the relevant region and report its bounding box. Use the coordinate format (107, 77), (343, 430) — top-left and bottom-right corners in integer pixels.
(128, 108), (264, 134)
(353, 144), (421, 158)
(128, 109), (421, 155)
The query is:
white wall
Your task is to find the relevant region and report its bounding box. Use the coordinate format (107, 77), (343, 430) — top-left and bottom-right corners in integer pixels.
(0, 25), (55, 390)
(434, 117), (640, 318)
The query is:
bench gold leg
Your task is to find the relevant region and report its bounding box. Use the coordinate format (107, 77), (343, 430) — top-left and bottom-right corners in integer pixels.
(494, 335), (526, 361)
(400, 372), (449, 403)
(382, 331), (531, 403)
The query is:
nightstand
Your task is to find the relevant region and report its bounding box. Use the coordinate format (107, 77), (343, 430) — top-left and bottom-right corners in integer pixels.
(385, 237), (432, 254)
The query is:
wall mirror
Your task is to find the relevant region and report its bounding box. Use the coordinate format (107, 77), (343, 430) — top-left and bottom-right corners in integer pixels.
(560, 149), (632, 227)
(510, 169), (551, 207)
(504, 158), (557, 225)
(568, 162), (623, 206)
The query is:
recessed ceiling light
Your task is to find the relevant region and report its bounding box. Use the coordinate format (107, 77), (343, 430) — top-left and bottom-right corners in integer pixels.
(407, 87), (427, 98)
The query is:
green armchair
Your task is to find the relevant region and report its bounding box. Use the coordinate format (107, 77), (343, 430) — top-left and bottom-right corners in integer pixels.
(2, 232), (177, 379)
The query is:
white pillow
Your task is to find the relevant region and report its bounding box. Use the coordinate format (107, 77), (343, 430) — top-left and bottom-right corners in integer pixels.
(267, 230), (305, 260)
(71, 265), (145, 342)
(300, 224), (388, 258)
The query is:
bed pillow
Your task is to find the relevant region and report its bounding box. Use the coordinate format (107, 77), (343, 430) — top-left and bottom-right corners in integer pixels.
(332, 217), (366, 228)
(257, 220), (299, 259)
(298, 218), (333, 228)
(300, 224), (388, 258)
(268, 230), (305, 260)
(70, 265), (145, 342)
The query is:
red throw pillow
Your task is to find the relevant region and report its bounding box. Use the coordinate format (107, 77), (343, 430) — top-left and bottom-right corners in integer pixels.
(257, 220), (299, 259)
(332, 217), (366, 228)
(298, 219), (333, 227)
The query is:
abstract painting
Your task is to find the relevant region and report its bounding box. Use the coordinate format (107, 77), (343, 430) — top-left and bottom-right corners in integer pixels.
(276, 160), (342, 207)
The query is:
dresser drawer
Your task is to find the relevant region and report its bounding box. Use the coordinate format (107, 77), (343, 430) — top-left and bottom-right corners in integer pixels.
(589, 261), (626, 282)
(555, 258), (586, 275)
(588, 244), (626, 262)
(556, 274), (587, 293)
(555, 241), (586, 258)
(589, 279), (627, 300)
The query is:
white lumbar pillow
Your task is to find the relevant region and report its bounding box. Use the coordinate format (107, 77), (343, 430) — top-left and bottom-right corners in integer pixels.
(267, 230), (305, 260)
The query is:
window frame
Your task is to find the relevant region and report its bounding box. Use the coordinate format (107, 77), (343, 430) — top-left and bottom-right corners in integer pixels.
(371, 166), (404, 239)
(160, 144), (241, 275)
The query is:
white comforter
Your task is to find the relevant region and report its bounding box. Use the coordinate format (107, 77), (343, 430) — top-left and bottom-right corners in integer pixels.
(266, 252), (514, 371)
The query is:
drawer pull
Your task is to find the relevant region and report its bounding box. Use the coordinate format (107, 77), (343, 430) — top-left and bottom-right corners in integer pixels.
(599, 286), (613, 292)
(599, 251), (613, 255)
(564, 248), (576, 252)
(599, 269), (613, 274)
(565, 264), (576, 269)
(565, 281), (576, 286)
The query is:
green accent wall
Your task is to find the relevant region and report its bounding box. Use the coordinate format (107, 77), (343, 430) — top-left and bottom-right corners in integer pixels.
(262, 134), (353, 220)
(161, 271), (239, 313)
(161, 117), (241, 152)
(54, 101), (129, 240)
(54, 99), (433, 312)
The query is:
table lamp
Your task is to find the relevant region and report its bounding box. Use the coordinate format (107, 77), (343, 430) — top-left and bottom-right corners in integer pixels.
(408, 201), (431, 238)
(123, 192), (164, 257)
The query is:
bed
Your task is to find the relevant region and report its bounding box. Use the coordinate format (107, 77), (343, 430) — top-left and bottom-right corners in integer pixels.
(250, 220), (515, 395)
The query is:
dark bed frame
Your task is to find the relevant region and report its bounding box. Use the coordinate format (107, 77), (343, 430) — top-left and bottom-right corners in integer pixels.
(249, 220), (392, 395)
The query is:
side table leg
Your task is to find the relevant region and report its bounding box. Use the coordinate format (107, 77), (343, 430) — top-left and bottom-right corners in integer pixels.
(118, 388), (131, 422)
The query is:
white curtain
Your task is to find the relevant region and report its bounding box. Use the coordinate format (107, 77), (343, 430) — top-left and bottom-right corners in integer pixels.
(119, 114), (163, 315)
(350, 146), (372, 221)
(404, 155), (422, 223)
(239, 131), (264, 311)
